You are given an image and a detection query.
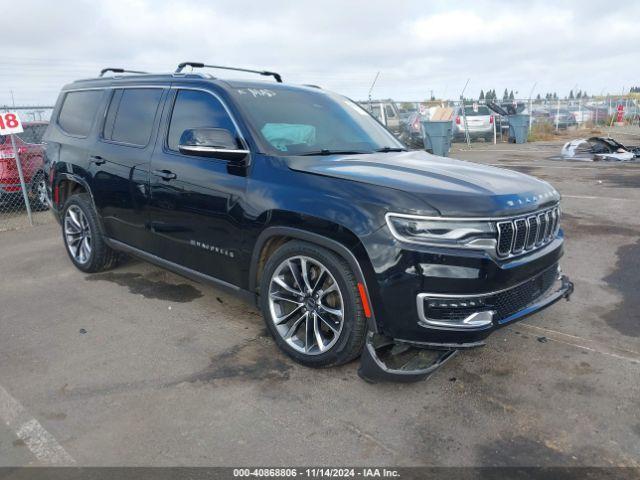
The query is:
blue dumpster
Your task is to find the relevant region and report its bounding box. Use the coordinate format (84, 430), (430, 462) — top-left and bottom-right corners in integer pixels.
(508, 114), (530, 144)
(421, 120), (452, 157)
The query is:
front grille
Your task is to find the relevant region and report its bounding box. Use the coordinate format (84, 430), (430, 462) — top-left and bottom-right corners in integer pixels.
(497, 205), (559, 257)
(421, 264), (559, 324)
(490, 265), (558, 320)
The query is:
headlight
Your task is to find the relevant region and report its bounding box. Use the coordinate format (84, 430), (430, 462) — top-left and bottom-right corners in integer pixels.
(385, 213), (496, 248)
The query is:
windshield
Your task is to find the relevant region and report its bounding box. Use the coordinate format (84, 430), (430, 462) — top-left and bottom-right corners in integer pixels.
(231, 86), (403, 155)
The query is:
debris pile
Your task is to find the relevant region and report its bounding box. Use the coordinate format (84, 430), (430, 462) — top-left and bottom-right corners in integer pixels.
(560, 137), (640, 162)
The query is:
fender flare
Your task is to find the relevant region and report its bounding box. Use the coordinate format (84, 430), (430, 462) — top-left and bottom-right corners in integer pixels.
(54, 173), (106, 232)
(249, 226), (378, 333)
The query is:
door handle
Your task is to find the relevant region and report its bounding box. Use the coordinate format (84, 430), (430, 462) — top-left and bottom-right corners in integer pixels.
(89, 155), (106, 166)
(153, 169), (177, 181)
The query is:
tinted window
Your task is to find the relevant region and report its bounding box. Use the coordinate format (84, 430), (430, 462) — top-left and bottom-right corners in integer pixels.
(167, 90), (236, 151)
(103, 88), (163, 146)
(58, 90), (103, 136)
(18, 124), (48, 143)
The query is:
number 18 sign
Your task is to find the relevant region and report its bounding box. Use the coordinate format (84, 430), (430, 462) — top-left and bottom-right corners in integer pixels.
(0, 111), (24, 135)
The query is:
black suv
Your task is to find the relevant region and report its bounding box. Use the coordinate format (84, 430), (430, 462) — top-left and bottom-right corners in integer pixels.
(44, 64), (573, 382)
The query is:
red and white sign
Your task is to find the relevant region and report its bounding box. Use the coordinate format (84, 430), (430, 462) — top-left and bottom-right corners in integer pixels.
(0, 111), (24, 135)
(616, 104), (624, 123)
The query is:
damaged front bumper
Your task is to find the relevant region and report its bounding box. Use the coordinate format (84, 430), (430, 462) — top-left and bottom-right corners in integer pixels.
(358, 274), (574, 383)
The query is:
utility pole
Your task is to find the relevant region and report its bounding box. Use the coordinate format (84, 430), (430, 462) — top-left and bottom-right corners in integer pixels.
(527, 82), (537, 131)
(367, 72), (380, 109)
(460, 78), (471, 147)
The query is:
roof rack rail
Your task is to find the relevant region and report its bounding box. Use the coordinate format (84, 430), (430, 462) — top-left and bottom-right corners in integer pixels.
(99, 68), (149, 77)
(175, 62), (282, 83)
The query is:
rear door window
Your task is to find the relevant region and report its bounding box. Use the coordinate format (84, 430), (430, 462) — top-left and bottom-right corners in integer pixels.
(167, 90), (236, 152)
(103, 88), (163, 146)
(58, 90), (103, 137)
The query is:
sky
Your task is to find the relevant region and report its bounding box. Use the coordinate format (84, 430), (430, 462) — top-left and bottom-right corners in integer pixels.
(1, 0), (639, 106)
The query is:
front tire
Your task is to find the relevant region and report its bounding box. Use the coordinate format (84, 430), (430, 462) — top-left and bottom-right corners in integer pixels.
(260, 241), (367, 368)
(62, 193), (118, 273)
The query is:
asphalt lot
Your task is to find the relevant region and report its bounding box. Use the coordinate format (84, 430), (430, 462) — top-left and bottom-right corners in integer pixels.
(1, 132), (639, 467)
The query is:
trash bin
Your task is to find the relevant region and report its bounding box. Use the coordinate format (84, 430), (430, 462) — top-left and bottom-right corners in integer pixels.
(508, 114), (530, 144)
(421, 120), (452, 157)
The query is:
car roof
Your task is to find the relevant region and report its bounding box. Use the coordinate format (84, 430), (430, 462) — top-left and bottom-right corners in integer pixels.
(62, 73), (323, 96)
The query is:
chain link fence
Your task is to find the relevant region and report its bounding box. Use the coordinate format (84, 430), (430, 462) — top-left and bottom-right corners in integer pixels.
(377, 96), (640, 147)
(0, 107), (54, 232)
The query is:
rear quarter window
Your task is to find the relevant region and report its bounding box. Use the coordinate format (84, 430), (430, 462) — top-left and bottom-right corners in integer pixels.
(103, 88), (163, 146)
(57, 90), (103, 137)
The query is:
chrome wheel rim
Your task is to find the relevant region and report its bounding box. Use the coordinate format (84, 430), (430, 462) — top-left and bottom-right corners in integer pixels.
(64, 205), (92, 264)
(268, 255), (344, 355)
(35, 178), (47, 204)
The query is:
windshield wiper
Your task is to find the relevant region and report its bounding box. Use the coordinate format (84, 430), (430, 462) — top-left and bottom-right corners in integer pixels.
(299, 149), (369, 156)
(374, 146), (407, 153)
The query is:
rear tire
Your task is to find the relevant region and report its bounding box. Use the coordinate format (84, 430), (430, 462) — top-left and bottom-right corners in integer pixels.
(62, 193), (119, 273)
(259, 240), (367, 368)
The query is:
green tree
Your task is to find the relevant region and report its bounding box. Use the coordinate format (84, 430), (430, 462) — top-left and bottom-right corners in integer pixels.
(479, 89), (485, 100)
(503, 88), (509, 101)
(569, 90), (574, 100)
(509, 90), (515, 100)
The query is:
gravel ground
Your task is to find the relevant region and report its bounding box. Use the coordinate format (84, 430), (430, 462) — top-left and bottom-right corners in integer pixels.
(0, 129), (639, 467)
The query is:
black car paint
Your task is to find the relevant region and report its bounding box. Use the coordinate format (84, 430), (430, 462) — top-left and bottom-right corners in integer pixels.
(44, 75), (567, 351)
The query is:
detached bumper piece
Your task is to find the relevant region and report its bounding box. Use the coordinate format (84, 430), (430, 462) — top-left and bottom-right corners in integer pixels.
(358, 271), (574, 383)
(357, 332), (458, 383)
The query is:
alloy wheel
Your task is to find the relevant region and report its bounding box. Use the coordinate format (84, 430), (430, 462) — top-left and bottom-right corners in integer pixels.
(64, 205), (92, 264)
(268, 255), (345, 355)
(35, 178), (47, 205)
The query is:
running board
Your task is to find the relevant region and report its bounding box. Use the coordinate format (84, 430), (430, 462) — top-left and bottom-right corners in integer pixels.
(357, 332), (459, 383)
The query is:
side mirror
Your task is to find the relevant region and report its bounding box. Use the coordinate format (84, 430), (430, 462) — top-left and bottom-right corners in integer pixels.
(178, 128), (249, 162)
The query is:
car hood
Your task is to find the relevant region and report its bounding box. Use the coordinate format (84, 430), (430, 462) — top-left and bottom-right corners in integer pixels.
(286, 150), (560, 217)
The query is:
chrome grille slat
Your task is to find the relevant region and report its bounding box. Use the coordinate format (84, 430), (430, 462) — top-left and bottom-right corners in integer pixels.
(512, 219), (527, 252)
(496, 206), (560, 258)
(497, 221), (515, 257)
(526, 216), (538, 249)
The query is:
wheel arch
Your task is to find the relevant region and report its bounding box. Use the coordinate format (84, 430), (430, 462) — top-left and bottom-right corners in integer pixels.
(249, 225), (379, 333)
(54, 173), (107, 233)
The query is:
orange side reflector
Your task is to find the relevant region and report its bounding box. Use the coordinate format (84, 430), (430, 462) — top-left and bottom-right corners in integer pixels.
(357, 282), (372, 318)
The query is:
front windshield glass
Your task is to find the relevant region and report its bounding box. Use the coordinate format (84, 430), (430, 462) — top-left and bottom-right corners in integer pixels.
(230, 86), (404, 155)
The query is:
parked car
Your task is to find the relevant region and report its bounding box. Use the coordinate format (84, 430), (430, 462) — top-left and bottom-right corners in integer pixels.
(0, 121), (49, 210)
(531, 109), (552, 125)
(568, 108), (592, 124)
(551, 109), (577, 129)
(398, 111), (424, 149)
(397, 104), (418, 124)
(44, 65), (573, 382)
(359, 99), (402, 135)
(453, 104), (494, 141)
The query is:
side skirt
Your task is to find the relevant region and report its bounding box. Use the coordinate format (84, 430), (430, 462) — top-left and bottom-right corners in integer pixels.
(104, 237), (256, 304)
